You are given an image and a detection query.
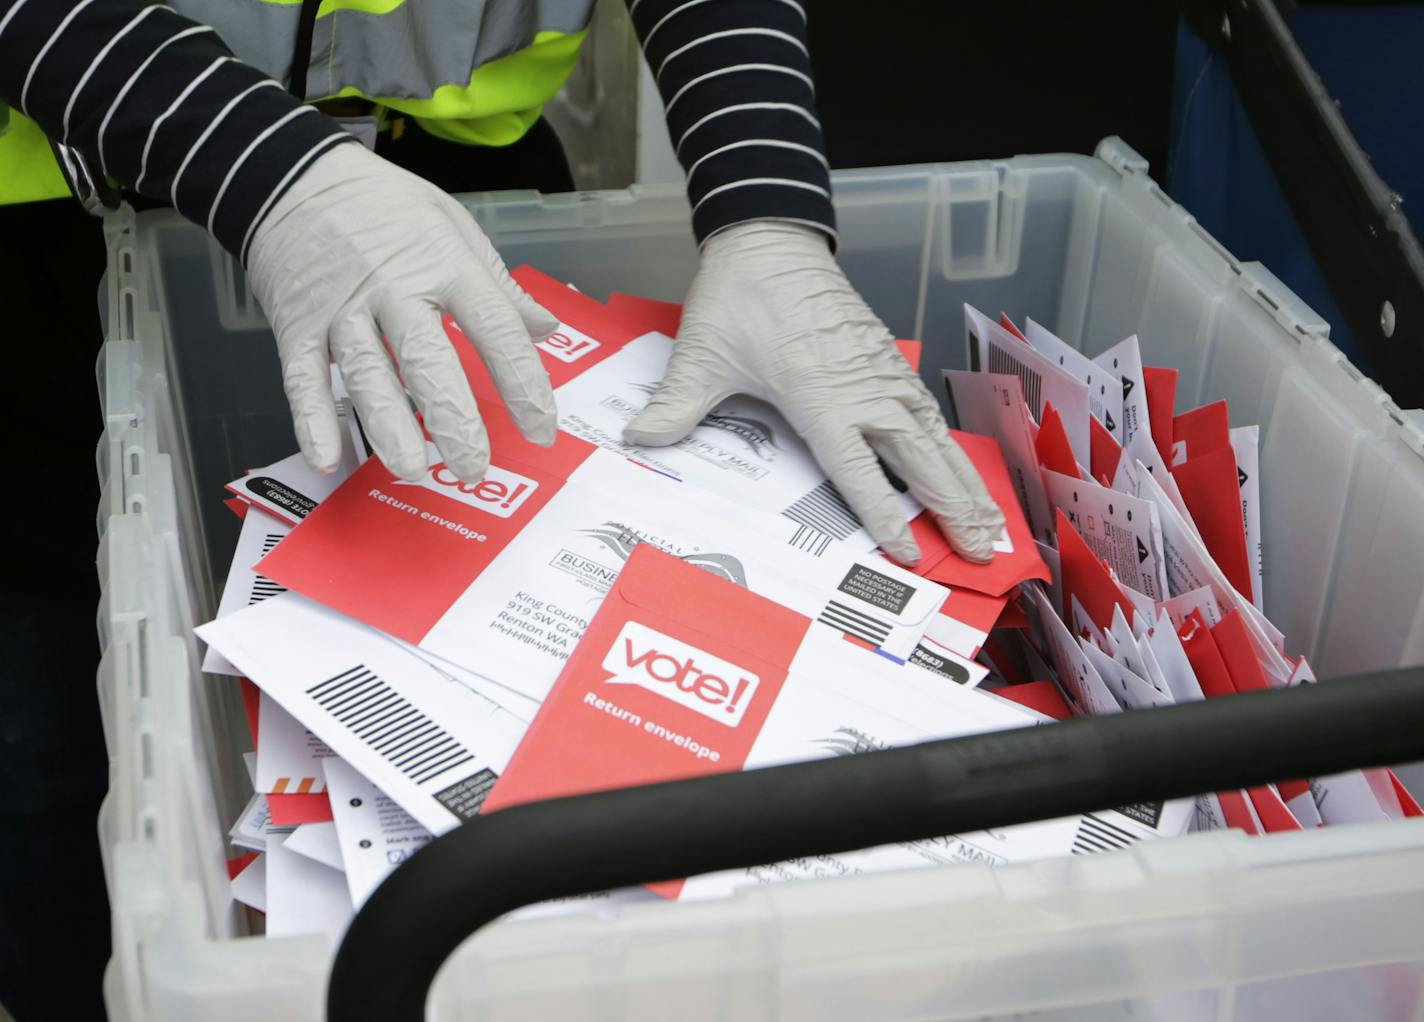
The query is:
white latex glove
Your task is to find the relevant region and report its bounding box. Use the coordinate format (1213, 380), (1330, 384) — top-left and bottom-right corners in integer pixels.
(246, 143), (558, 481)
(623, 221), (1005, 565)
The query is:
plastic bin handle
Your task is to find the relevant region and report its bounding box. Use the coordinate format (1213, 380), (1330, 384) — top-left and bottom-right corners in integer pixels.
(328, 667), (1424, 1021)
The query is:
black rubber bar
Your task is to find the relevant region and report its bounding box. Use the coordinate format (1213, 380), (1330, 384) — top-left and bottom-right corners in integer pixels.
(329, 667), (1424, 1021)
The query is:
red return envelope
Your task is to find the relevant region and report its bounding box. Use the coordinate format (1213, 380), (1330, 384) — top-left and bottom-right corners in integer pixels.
(607, 292), (683, 337)
(1142, 366), (1177, 468)
(483, 545), (1051, 899)
(1172, 446), (1254, 605)
(1034, 401), (1081, 480)
(904, 431), (1050, 597)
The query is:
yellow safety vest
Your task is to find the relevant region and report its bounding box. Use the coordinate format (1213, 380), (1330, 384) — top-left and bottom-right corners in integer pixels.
(1, 0), (592, 205)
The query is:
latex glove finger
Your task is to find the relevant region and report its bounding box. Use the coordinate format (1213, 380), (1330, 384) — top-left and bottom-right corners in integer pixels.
(800, 419), (921, 565)
(868, 404), (1003, 564)
(329, 312), (427, 479)
(896, 375), (1006, 560)
(378, 299), (489, 482)
(280, 337), (345, 475)
(450, 205), (560, 342)
(623, 331), (731, 447)
(445, 275), (557, 446)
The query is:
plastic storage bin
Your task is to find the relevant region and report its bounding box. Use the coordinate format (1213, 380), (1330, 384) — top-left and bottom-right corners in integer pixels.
(96, 137), (1424, 1021)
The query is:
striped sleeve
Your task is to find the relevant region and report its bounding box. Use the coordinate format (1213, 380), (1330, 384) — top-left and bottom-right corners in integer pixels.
(626, 0), (836, 247)
(0, 0), (355, 261)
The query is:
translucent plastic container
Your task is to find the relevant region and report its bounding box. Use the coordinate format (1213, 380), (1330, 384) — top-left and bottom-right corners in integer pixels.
(96, 137), (1424, 1021)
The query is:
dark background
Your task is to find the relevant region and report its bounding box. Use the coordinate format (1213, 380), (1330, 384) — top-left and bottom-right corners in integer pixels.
(808, 3), (1181, 174)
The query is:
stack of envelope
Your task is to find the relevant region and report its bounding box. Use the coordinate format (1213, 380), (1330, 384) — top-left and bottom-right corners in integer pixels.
(199, 274), (1419, 944)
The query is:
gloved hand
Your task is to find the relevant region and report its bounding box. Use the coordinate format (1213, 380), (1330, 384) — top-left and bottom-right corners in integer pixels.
(623, 221), (1005, 565)
(246, 143), (558, 482)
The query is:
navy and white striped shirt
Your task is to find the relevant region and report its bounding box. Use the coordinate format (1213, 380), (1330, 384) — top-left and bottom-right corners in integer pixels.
(0, 0), (835, 259)
(627, 0), (835, 246)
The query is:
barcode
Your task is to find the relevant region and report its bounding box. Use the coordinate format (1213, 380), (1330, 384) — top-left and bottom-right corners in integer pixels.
(248, 533), (287, 604)
(305, 665), (475, 786)
(788, 524), (832, 556)
(249, 577), (286, 603)
(783, 481), (861, 541)
(988, 344), (1044, 417)
(1071, 812), (1141, 855)
(818, 599), (893, 648)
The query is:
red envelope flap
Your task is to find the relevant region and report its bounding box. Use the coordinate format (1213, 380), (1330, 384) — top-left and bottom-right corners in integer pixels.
(267, 792), (332, 826)
(227, 850), (260, 881)
(998, 313), (1028, 342)
(499, 266), (648, 385)
(996, 680), (1071, 720)
(1171, 400), (1230, 465)
(484, 546), (805, 820)
(1391, 771), (1423, 817)
(994, 596), (1030, 630)
(1142, 366), (1177, 468)
(258, 436), (580, 645)
(1276, 779), (1311, 803)
(1178, 610), (1235, 699)
(240, 677), (261, 746)
(894, 340), (922, 372)
(607, 292), (683, 337)
(603, 292), (921, 372)
(1089, 416), (1123, 487)
(1248, 785), (1303, 833)
(613, 545), (811, 673)
(915, 431), (1050, 597)
(463, 381), (605, 474)
(224, 496), (251, 520)
(1210, 611), (1270, 693)
(1056, 508), (1136, 635)
(1218, 790), (1261, 835)
(1172, 446), (1253, 603)
(1035, 402), (1080, 479)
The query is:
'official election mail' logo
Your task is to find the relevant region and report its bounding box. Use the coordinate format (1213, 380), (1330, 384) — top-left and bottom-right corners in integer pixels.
(538, 325), (601, 364)
(603, 621), (759, 728)
(582, 521), (749, 587)
(397, 464), (538, 518)
(632, 384), (780, 460)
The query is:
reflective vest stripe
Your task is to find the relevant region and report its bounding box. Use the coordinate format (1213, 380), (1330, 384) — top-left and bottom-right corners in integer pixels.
(174, 0), (595, 101)
(0, 110), (71, 204)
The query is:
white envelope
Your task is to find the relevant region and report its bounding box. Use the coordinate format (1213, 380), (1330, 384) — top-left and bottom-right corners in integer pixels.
(1145, 608), (1205, 704)
(408, 452), (949, 702)
(965, 304), (1091, 466)
(265, 835), (353, 944)
(1041, 468), (1168, 601)
(1135, 460), (1290, 680)
(230, 853), (266, 912)
(944, 369), (1055, 545)
(1094, 335), (1150, 451)
(285, 821), (344, 873)
(255, 691), (332, 795)
(1229, 425), (1264, 611)
(1025, 318), (1126, 442)
(1081, 639), (1172, 711)
(553, 332), (916, 547)
(202, 507), (293, 676)
(323, 756), (432, 909)
(1024, 587), (1120, 717)
(201, 595), (531, 835)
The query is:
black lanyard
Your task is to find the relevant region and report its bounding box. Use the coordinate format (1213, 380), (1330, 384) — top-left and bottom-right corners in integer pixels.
(287, 0), (323, 99)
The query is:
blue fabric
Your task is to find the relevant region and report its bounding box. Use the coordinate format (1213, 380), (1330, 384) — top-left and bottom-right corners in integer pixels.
(1168, 8), (1424, 383)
